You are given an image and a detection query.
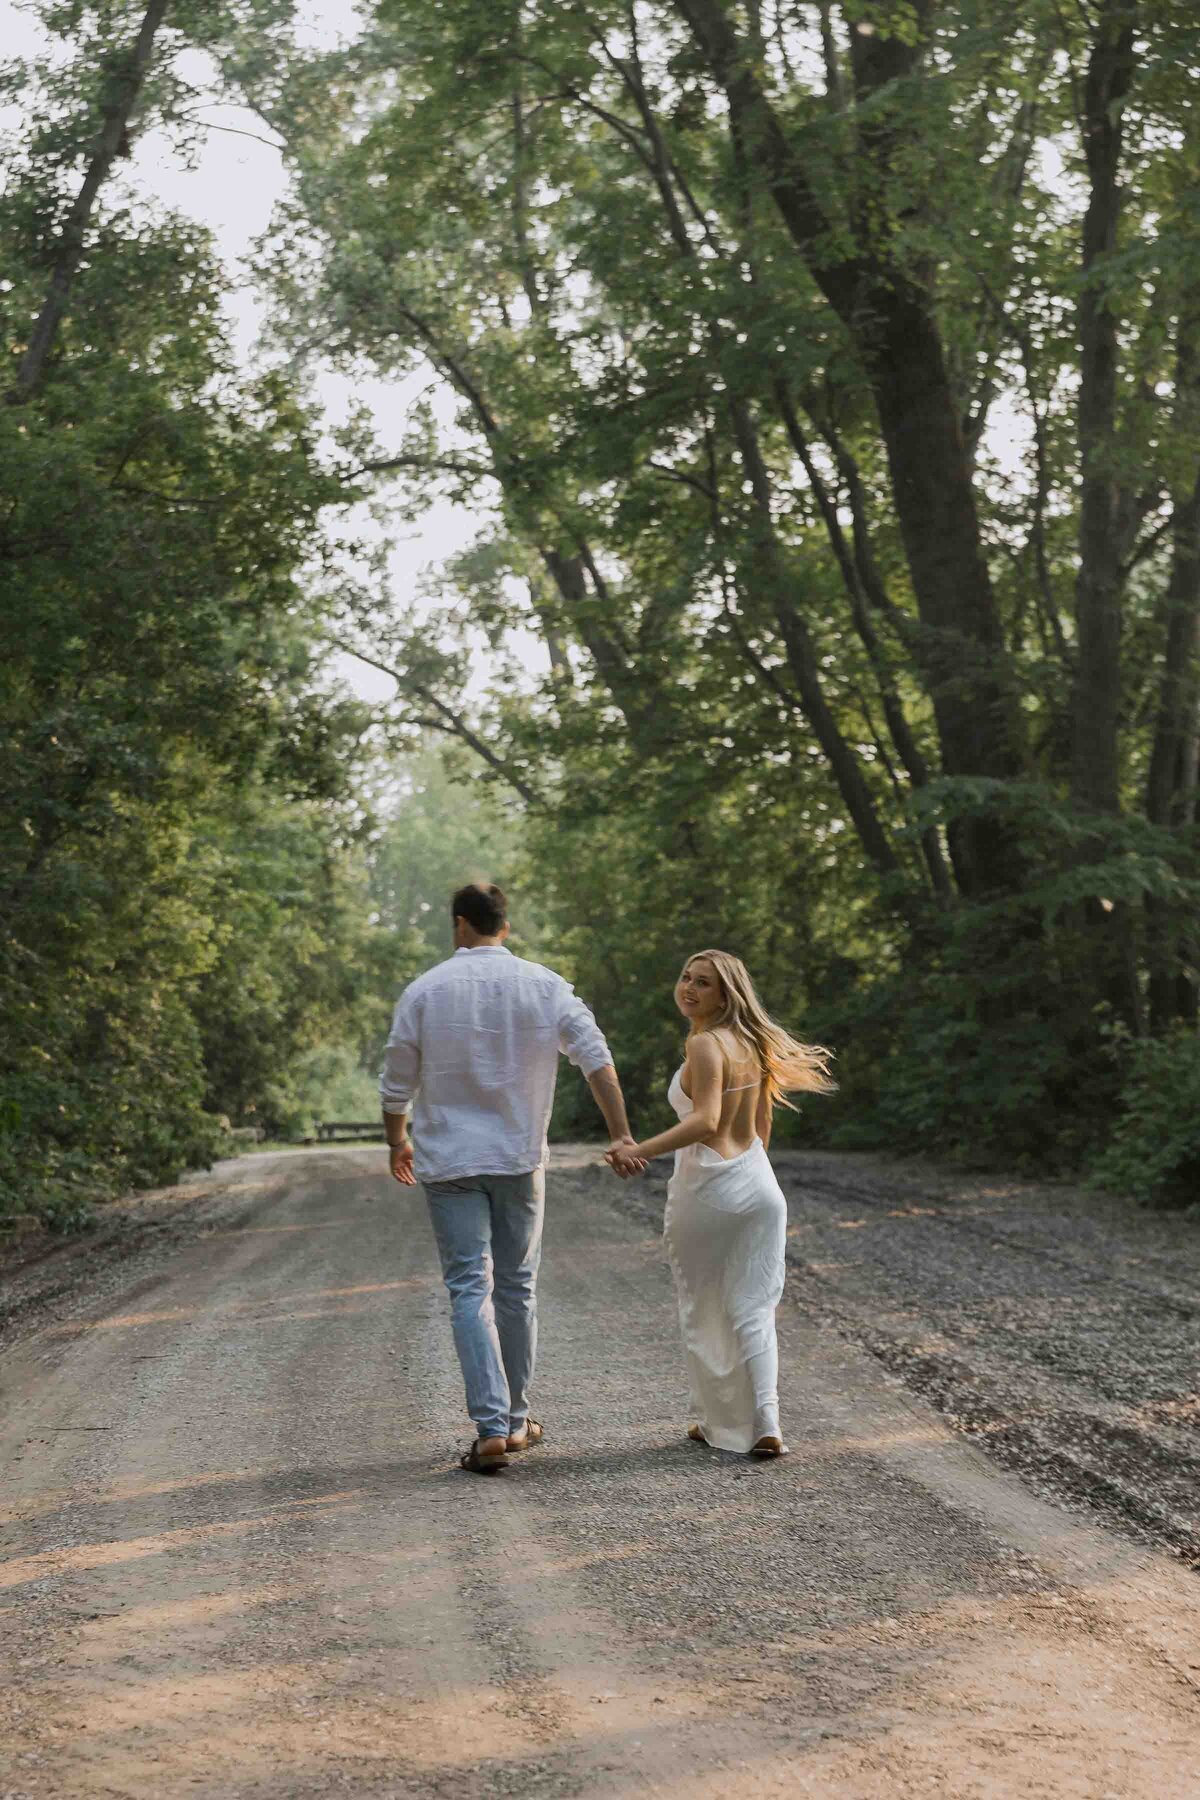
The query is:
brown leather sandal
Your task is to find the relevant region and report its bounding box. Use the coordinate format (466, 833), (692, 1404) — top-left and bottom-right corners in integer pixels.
(687, 1424), (709, 1444)
(460, 1436), (509, 1474)
(506, 1419), (544, 1452)
(750, 1436), (789, 1459)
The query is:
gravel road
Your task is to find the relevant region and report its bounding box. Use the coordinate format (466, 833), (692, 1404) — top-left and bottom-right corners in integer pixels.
(1, 1145), (1198, 1797)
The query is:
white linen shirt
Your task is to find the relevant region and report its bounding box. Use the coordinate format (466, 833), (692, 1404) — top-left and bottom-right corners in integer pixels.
(379, 946), (612, 1182)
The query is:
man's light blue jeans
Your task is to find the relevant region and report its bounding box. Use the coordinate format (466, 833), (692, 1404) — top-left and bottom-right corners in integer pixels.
(423, 1169), (545, 1444)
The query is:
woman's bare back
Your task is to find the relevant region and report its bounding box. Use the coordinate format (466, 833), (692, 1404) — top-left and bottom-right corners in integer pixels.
(680, 1026), (763, 1158)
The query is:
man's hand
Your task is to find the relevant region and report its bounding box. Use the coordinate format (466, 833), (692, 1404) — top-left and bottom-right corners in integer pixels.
(389, 1142), (416, 1186)
(604, 1135), (646, 1179)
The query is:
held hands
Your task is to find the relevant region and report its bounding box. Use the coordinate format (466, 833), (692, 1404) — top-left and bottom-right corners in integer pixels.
(604, 1135), (646, 1179)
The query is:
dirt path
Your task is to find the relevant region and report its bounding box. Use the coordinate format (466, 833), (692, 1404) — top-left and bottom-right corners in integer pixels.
(2, 1146), (1198, 1797)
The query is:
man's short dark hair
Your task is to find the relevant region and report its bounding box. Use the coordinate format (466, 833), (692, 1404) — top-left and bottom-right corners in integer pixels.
(451, 882), (507, 936)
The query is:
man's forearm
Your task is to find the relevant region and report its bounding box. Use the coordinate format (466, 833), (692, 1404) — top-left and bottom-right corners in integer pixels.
(383, 1109), (409, 1148)
(586, 1064), (631, 1141)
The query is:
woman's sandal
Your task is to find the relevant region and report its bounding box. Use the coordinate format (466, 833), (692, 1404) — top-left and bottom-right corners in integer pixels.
(460, 1437), (510, 1475)
(750, 1436), (789, 1459)
(687, 1424), (709, 1444)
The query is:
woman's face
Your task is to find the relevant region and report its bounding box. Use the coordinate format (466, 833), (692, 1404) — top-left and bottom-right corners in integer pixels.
(676, 957), (723, 1026)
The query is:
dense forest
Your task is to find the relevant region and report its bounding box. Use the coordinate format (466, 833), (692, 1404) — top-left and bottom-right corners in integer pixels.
(3, 0), (1199, 1234)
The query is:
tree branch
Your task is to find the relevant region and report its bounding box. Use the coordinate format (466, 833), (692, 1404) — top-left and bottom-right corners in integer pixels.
(8, 0), (172, 404)
(332, 640), (541, 806)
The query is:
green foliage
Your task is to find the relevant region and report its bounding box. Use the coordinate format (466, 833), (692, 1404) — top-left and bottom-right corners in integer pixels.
(0, 6), (384, 1232)
(224, 751), (537, 1143)
(189, 791), (385, 1134)
(7, 0), (1200, 1227)
(366, 748), (534, 974)
(244, 0), (1200, 1192)
(819, 949), (1090, 1171)
(1088, 1028), (1200, 1206)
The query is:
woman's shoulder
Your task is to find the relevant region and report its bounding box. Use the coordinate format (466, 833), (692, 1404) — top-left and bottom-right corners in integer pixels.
(686, 1029), (726, 1068)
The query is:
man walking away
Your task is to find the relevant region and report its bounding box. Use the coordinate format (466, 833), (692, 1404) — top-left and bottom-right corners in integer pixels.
(380, 882), (636, 1473)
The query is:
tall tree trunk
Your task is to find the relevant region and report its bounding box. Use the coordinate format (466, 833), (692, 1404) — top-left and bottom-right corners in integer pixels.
(772, 382), (953, 901)
(1145, 324), (1200, 1027)
(1145, 480), (1200, 832)
(817, 2), (844, 112)
(1067, 4), (1140, 1027)
(608, 34), (927, 905)
(538, 545), (655, 741)
(726, 397), (912, 900)
(673, 0), (1026, 897)
(853, 288), (1020, 892)
(1145, 331), (1200, 834)
(527, 575), (573, 684)
(7, 0), (171, 405)
(1071, 3), (1138, 816)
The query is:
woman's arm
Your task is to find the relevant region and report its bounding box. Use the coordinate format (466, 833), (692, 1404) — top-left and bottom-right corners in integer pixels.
(618, 1034), (724, 1164)
(623, 1112), (715, 1163)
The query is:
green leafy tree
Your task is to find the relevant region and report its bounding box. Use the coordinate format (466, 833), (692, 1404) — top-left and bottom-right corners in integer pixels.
(0, 2), (385, 1227)
(243, 0), (1200, 1182)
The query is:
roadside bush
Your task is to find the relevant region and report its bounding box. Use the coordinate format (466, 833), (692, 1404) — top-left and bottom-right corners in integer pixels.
(1088, 1027), (1200, 1206)
(0, 984), (225, 1236)
(809, 882), (1131, 1174)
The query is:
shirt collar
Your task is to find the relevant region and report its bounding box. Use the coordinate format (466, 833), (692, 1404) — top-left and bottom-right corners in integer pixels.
(453, 945), (512, 957)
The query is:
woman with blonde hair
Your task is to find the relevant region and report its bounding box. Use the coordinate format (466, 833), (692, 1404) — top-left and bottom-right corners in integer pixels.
(608, 951), (833, 1457)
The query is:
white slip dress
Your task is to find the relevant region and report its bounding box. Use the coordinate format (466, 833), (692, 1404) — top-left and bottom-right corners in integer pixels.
(662, 1066), (788, 1452)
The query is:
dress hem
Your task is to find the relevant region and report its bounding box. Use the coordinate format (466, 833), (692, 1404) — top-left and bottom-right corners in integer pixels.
(694, 1425), (758, 1454)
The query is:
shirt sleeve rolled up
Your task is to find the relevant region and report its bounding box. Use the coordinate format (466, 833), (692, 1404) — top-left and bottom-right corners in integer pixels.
(557, 986), (612, 1076)
(380, 991), (421, 1115)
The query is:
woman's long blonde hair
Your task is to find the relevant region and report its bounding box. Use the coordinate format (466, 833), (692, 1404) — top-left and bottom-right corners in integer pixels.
(681, 949), (835, 1113)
